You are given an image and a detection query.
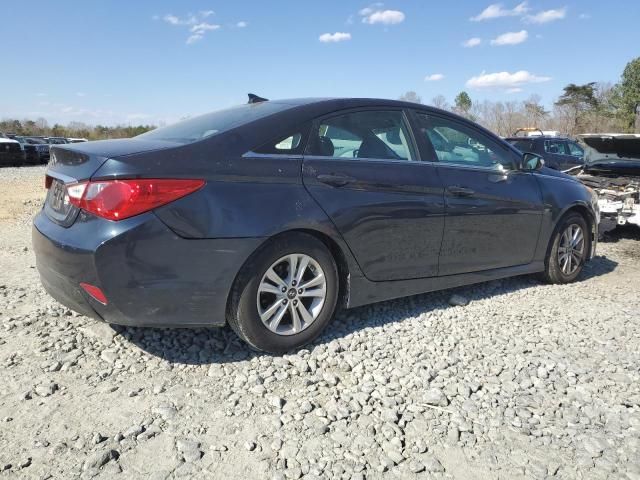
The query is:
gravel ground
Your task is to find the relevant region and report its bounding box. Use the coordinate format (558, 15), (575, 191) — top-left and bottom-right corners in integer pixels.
(1, 165), (640, 480)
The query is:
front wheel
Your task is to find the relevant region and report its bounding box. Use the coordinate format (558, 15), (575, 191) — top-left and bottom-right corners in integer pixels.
(227, 233), (339, 354)
(540, 212), (590, 284)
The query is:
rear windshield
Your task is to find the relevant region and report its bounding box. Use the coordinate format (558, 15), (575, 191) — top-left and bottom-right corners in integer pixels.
(508, 139), (534, 152)
(136, 102), (292, 144)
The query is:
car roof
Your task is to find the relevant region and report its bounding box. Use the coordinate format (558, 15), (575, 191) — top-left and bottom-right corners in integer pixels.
(269, 97), (451, 113)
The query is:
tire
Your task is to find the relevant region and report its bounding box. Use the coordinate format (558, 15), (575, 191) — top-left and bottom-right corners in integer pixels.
(227, 232), (339, 354)
(539, 212), (590, 284)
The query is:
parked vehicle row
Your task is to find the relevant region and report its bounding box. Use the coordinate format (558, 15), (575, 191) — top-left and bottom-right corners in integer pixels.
(33, 96), (599, 354)
(0, 133), (86, 166)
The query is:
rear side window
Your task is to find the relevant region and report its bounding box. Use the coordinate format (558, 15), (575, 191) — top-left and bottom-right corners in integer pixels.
(254, 131), (307, 155)
(544, 140), (568, 155)
(136, 102), (292, 144)
(307, 110), (414, 161)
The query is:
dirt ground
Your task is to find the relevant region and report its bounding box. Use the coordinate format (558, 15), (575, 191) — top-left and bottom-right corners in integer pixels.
(1, 165), (639, 480)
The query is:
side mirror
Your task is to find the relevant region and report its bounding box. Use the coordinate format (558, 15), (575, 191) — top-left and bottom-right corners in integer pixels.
(522, 152), (545, 171)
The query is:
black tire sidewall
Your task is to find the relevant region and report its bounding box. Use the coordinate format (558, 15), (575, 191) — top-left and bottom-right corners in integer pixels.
(547, 213), (590, 283)
(231, 233), (338, 354)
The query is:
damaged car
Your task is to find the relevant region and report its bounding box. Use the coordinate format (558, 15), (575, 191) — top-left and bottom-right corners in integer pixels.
(572, 134), (640, 234)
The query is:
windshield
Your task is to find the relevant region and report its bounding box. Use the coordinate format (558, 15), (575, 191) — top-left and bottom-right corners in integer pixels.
(137, 102), (292, 144)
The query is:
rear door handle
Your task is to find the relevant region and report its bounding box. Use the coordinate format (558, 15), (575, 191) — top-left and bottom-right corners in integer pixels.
(317, 174), (354, 187)
(447, 186), (475, 197)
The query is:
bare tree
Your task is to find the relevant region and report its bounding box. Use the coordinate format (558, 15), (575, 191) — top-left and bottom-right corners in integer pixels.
(399, 91), (422, 104)
(430, 95), (450, 111)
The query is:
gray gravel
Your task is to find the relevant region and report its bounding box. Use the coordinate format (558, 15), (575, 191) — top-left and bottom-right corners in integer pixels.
(1, 165), (640, 479)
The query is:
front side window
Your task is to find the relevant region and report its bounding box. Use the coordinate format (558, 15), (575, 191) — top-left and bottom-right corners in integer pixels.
(417, 113), (515, 170)
(544, 140), (568, 155)
(307, 110), (414, 161)
(567, 141), (584, 156)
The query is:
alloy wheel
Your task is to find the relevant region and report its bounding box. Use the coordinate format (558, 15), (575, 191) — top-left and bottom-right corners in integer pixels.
(257, 253), (327, 336)
(557, 224), (585, 275)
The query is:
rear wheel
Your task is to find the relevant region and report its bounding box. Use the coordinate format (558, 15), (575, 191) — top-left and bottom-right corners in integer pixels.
(227, 233), (339, 353)
(540, 212), (590, 284)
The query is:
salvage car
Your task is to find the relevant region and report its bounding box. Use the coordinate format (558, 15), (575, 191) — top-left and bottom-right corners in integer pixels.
(506, 129), (584, 172)
(0, 133), (25, 166)
(572, 134), (640, 234)
(33, 97), (599, 353)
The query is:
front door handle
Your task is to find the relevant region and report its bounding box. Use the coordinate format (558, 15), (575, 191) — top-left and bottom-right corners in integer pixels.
(447, 186), (475, 197)
(317, 174), (354, 187)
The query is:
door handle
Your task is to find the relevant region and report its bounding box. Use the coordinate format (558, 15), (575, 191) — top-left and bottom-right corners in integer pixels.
(447, 186), (475, 197)
(317, 174), (354, 187)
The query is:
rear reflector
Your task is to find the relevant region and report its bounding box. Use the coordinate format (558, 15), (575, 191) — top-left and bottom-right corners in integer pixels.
(80, 283), (108, 305)
(66, 178), (205, 221)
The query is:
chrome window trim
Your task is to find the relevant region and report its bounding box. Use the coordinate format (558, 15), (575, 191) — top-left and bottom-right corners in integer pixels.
(242, 152), (304, 160)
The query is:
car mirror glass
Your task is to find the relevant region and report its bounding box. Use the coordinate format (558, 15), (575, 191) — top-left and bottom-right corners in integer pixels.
(522, 152), (544, 171)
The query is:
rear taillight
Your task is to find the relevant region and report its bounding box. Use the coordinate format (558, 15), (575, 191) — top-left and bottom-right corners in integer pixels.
(66, 179), (205, 221)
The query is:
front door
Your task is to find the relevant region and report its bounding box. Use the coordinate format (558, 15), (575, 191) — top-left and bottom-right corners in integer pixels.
(414, 112), (544, 276)
(302, 108), (445, 281)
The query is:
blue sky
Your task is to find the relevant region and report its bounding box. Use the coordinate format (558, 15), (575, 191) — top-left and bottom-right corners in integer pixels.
(1, 0), (638, 126)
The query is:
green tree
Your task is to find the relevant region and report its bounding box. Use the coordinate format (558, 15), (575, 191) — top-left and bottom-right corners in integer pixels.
(454, 91), (472, 117)
(555, 83), (598, 133)
(619, 57), (640, 131)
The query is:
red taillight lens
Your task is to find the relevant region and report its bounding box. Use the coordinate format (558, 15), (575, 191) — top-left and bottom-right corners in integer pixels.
(79, 282), (108, 305)
(67, 179), (204, 221)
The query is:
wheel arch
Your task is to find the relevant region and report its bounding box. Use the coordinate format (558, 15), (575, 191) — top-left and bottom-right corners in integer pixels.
(225, 228), (353, 324)
(547, 202), (597, 261)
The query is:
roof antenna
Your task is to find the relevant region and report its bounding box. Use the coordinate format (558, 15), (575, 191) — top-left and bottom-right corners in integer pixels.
(248, 93), (269, 104)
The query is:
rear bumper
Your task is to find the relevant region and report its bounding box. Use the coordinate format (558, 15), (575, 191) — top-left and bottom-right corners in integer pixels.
(33, 210), (265, 327)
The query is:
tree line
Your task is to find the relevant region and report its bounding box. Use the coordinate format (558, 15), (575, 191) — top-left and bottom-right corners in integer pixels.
(0, 118), (155, 140)
(400, 56), (640, 137)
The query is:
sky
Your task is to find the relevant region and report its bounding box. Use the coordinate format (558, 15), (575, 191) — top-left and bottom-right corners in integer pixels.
(1, 0), (639, 126)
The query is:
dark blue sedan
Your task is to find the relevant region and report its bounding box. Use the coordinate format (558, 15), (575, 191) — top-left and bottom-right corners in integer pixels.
(33, 97), (599, 353)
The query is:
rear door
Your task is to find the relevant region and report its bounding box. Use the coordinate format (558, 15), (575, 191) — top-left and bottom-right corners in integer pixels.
(302, 108), (445, 281)
(413, 111), (544, 276)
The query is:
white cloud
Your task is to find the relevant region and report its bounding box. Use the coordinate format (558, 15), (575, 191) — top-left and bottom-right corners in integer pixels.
(424, 73), (445, 82)
(466, 70), (551, 89)
(470, 2), (529, 21)
(507, 87), (523, 93)
(36, 93), (47, 97)
(525, 7), (567, 24)
(163, 14), (195, 26)
(319, 32), (352, 43)
(191, 22), (220, 33)
(76, 92), (87, 97)
(463, 37), (482, 48)
(186, 34), (204, 44)
(160, 11), (222, 45)
(490, 30), (528, 46)
(360, 8), (405, 25)
(236, 21), (248, 28)
(579, 13), (591, 20)
(359, 3), (384, 16)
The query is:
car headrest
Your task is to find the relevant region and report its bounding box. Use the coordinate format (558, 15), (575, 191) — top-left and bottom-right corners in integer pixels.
(317, 136), (334, 157)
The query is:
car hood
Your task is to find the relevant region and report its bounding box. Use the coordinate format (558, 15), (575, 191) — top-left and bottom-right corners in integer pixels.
(578, 134), (640, 177)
